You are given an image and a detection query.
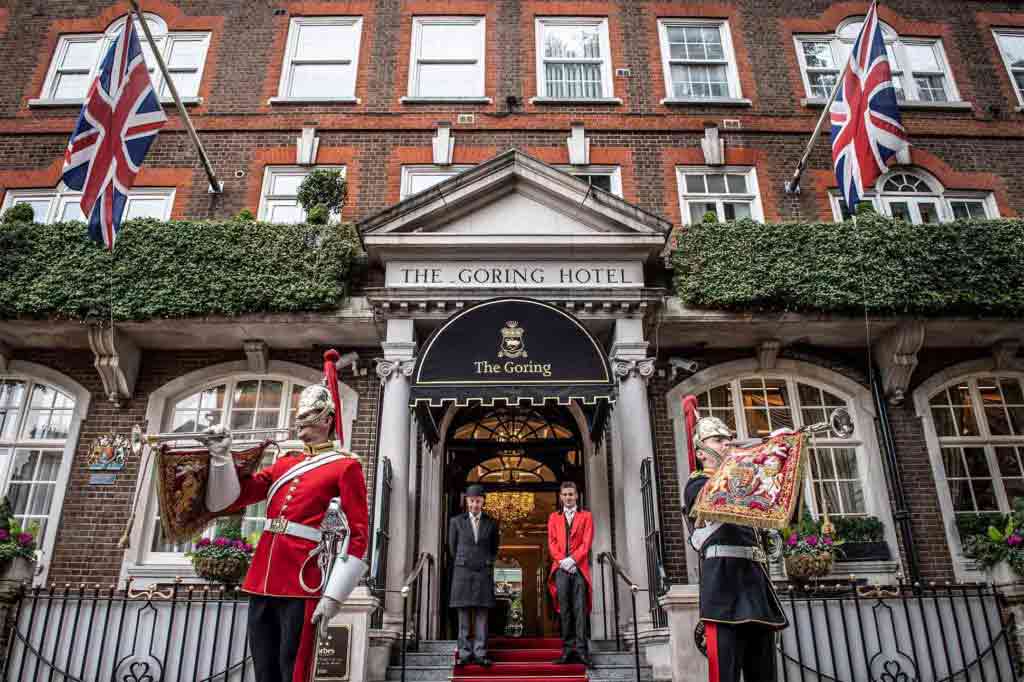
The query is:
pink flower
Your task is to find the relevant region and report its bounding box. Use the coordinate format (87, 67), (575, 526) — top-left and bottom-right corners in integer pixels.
(214, 538), (229, 547)
(806, 535), (819, 546)
(232, 540), (244, 549)
(17, 533), (34, 547)
(243, 543), (253, 553)
(787, 535), (799, 547)
(196, 538), (211, 548)
(1008, 534), (1023, 547)
(823, 536), (834, 546)
(0, 529), (9, 542)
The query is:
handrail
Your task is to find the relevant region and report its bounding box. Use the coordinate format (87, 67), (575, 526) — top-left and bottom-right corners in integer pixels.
(399, 552), (434, 682)
(598, 552), (643, 682)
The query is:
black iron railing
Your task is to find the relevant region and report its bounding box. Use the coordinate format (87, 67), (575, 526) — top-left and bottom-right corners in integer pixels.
(775, 578), (1019, 682)
(398, 553), (434, 682)
(640, 457), (669, 629)
(369, 456), (393, 629)
(597, 552), (643, 682)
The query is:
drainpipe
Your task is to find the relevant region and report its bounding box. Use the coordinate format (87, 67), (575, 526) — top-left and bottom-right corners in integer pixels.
(871, 364), (921, 584)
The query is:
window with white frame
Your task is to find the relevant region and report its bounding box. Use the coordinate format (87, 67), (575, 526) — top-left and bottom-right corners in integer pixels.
(258, 166), (345, 223)
(277, 17), (363, 100)
(927, 375), (1024, 516)
(795, 18), (959, 103)
(994, 30), (1024, 107)
(0, 378), (76, 558)
(536, 18), (614, 100)
(407, 17), (485, 99)
(399, 165), (473, 199)
(829, 169), (998, 223)
(1, 187), (175, 224)
(693, 376), (867, 517)
(657, 20), (742, 101)
(38, 13), (210, 103)
(677, 166), (763, 223)
(146, 377), (307, 558)
(555, 165), (623, 197)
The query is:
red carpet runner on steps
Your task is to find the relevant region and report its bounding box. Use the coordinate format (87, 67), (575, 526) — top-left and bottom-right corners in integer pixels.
(452, 637), (587, 682)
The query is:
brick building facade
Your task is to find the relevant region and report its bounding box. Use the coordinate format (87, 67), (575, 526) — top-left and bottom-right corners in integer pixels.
(1, 1), (1023, 680)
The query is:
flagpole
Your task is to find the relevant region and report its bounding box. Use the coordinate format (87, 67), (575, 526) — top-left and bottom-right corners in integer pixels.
(130, 0), (223, 193)
(784, 0), (877, 194)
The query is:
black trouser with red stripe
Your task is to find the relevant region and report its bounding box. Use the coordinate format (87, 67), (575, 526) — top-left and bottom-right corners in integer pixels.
(704, 621), (777, 682)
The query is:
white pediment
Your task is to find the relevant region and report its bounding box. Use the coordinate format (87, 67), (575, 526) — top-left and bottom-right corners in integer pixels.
(359, 150), (670, 262)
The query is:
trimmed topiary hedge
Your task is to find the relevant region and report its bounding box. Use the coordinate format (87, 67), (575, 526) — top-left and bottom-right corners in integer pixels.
(672, 215), (1024, 316)
(0, 219), (360, 320)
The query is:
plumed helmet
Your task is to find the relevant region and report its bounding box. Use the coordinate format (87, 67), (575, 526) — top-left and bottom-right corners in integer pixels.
(295, 384), (335, 427)
(693, 416), (733, 444)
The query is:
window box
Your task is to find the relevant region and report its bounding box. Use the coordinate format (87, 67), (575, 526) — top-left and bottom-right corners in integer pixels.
(661, 96), (751, 106)
(837, 541), (892, 562)
(535, 18), (614, 101)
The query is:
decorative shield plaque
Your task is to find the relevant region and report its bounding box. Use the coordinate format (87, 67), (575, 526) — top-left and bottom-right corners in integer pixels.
(311, 624), (351, 681)
(88, 433), (131, 471)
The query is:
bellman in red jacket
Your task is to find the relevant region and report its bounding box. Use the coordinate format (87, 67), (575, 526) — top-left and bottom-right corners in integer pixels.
(205, 350), (369, 682)
(547, 480), (594, 667)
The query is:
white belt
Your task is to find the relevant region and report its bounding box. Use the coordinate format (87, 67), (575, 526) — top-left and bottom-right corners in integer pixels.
(264, 517), (322, 543)
(704, 545), (767, 563)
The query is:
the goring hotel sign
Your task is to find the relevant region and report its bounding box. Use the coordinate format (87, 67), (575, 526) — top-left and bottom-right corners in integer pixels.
(386, 260), (643, 289)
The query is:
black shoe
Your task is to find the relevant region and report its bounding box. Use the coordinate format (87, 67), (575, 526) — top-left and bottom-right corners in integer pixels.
(577, 652), (594, 668)
(477, 656), (493, 667)
(554, 653), (573, 664)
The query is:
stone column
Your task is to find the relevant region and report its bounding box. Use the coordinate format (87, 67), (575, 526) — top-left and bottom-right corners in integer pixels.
(659, 585), (707, 682)
(375, 319), (416, 633)
(329, 585), (380, 682)
(610, 318), (658, 633)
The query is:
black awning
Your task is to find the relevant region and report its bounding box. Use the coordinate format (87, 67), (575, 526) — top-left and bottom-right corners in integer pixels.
(410, 297), (615, 441)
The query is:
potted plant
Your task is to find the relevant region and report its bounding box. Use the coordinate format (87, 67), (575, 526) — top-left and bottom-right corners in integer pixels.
(960, 499), (1024, 584)
(782, 510), (842, 582)
(187, 516), (254, 585)
(0, 497), (38, 589)
(297, 169), (347, 225)
(832, 516), (891, 561)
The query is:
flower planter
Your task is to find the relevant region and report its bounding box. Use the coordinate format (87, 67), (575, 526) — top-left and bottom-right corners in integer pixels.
(986, 560), (1018, 586)
(837, 541), (891, 562)
(0, 557), (34, 601)
(191, 555), (250, 584)
(785, 552), (835, 582)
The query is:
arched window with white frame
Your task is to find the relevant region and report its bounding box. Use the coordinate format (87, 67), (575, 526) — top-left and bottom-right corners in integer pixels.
(829, 168), (1000, 223)
(123, 361), (358, 582)
(667, 359), (901, 581)
(0, 363), (90, 583)
(916, 366), (1024, 580)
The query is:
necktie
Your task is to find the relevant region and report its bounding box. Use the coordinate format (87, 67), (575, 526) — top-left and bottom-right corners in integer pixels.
(471, 514), (479, 542)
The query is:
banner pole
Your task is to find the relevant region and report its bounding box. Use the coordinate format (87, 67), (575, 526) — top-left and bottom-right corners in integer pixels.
(130, 0), (223, 193)
(784, 0), (877, 195)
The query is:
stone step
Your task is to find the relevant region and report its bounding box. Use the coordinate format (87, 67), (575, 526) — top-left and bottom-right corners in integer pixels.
(396, 650), (646, 667)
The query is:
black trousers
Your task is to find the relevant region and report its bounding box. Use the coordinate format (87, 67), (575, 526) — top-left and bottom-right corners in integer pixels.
(704, 621), (777, 682)
(248, 594), (307, 682)
(555, 568), (588, 655)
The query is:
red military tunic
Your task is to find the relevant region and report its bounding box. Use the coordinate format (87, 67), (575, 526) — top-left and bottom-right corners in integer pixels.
(223, 444), (369, 682)
(546, 509), (595, 612)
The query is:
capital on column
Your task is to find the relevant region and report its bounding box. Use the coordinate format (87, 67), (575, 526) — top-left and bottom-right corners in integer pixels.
(612, 357), (656, 382)
(375, 358), (415, 382)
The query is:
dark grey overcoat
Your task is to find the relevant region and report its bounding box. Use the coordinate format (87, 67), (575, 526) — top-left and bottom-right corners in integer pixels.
(447, 512), (499, 608)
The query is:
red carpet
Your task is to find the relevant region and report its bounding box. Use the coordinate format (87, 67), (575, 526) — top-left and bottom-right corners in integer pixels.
(453, 637), (586, 681)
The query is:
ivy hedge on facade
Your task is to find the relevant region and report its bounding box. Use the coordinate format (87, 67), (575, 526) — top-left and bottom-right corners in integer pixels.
(0, 219), (360, 320)
(672, 216), (1024, 316)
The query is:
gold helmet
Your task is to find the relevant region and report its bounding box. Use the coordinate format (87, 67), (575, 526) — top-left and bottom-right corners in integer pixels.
(693, 416), (733, 444)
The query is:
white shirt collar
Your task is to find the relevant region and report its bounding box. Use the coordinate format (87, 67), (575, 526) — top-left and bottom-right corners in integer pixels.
(564, 506), (577, 516)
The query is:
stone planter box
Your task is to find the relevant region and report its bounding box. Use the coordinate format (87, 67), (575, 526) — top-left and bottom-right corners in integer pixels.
(837, 541), (891, 562)
(0, 557), (34, 601)
(986, 560), (1018, 586)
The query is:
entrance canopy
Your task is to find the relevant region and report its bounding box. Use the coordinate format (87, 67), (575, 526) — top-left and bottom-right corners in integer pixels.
(410, 297), (615, 442)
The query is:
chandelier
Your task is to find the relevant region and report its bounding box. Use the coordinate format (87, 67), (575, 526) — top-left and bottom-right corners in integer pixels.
(484, 492), (535, 524)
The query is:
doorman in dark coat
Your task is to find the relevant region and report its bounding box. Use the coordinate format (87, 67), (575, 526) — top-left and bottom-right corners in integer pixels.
(683, 400), (788, 682)
(448, 484), (500, 666)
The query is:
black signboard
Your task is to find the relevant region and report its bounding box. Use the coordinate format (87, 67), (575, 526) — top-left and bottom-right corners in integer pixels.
(410, 297), (615, 408)
(311, 624), (351, 681)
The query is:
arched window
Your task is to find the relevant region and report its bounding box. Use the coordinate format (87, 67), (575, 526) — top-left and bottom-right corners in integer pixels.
(691, 375), (866, 517)
(830, 168), (998, 223)
(124, 361), (358, 580)
(467, 453), (558, 483)
(795, 16), (960, 103)
(0, 365), (89, 582)
(148, 375), (308, 556)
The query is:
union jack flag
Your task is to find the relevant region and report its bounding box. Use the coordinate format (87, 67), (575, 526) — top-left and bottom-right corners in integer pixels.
(61, 18), (167, 250)
(829, 1), (908, 212)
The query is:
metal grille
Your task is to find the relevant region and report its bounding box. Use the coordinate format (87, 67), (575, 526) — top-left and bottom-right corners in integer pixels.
(369, 456), (392, 630)
(640, 457), (668, 629)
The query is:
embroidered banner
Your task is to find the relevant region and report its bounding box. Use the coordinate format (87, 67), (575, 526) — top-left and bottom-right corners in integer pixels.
(155, 442), (272, 543)
(692, 432), (807, 530)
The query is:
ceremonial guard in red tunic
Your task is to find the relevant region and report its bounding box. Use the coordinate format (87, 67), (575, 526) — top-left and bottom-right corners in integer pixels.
(546, 480), (594, 667)
(682, 396), (787, 682)
(206, 350), (369, 682)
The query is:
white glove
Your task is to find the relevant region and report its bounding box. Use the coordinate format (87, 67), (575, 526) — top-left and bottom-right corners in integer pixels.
(559, 557), (576, 572)
(312, 596), (342, 637)
(204, 425), (233, 465)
